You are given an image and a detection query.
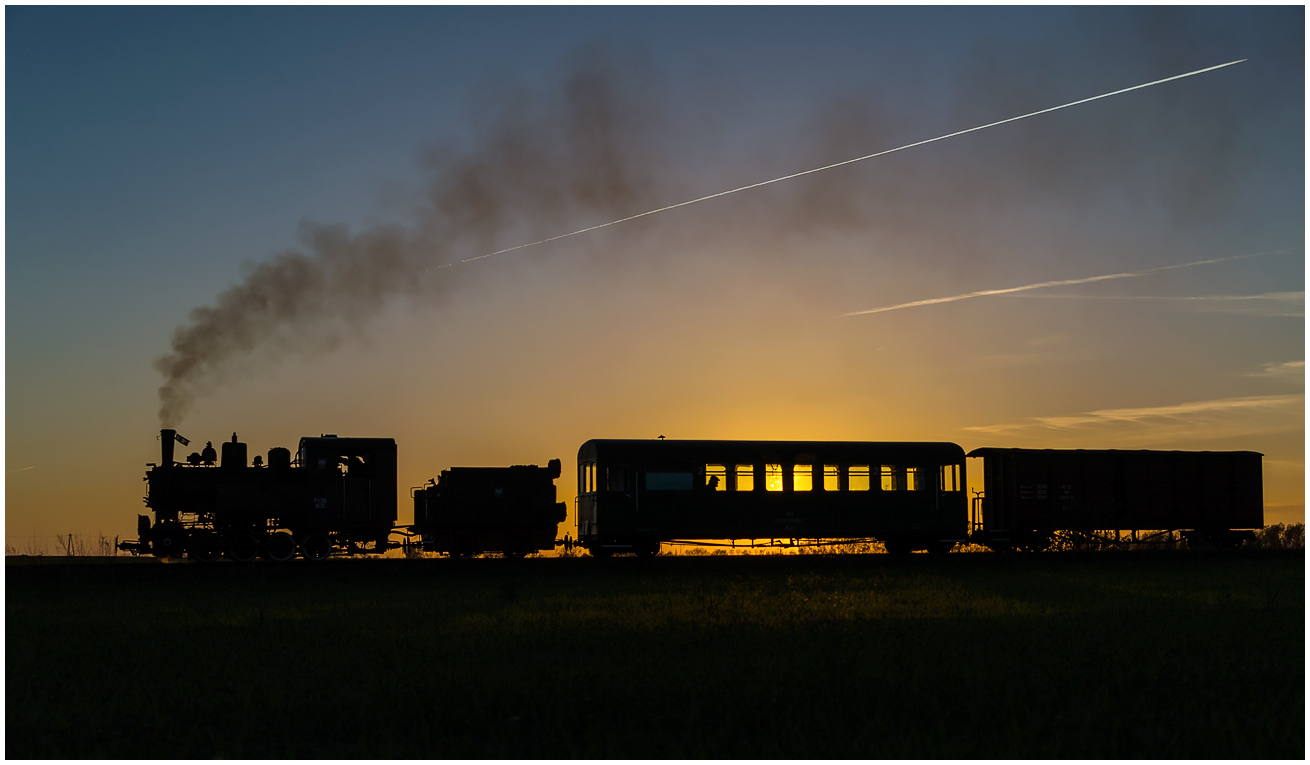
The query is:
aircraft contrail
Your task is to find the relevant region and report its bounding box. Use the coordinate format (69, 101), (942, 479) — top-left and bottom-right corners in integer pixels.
(428, 58), (1246, 271)
(840, 247), (1300, 317)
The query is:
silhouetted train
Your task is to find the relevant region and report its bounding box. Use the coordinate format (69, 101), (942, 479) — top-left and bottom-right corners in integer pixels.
(577, 439), (1262, 555)
(121, 429), (565, 561)
(121, 429), (1263, 560)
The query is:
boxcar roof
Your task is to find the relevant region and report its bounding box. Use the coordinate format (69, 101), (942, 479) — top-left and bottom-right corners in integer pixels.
(967, 447), (1263, 458)
(299, 436), (397, 449)
(580, 439), (965, 462)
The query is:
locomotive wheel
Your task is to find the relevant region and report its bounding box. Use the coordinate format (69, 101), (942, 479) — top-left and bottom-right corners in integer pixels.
(263, 531), (297, 562)
(300, 533), (331, 561)
(228, 534), (260, 563)
(189, 534), (221, 563)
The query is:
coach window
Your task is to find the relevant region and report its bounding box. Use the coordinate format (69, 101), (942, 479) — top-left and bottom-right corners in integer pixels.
(906, 467), (922, 491)
(765, 464), (784, 492)
(939, 464), (960, 492)
(608, 466), (626, 492)
(881, 465), (899, 491)
(582, 463), (597, 494)
(735, 464), (755, 492)
(793, 465), (813, 491)
(646, 472), (693, 490)
(706, 464), (727, 491)
(824, 465), (840, 491)
(849, 465), (871, 491)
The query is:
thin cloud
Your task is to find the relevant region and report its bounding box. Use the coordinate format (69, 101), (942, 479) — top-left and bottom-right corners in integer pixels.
(841, 248), (1300, 317)
(1248, 360), (1305, 377)
(967, 393), (1303, 436)
(1007, 291), (1304, 317)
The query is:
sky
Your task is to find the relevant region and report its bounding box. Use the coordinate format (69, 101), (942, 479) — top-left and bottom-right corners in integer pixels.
(6, 6), (1305, 551)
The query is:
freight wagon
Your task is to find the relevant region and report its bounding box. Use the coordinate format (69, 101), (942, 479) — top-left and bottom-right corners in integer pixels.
(966, 448), (1264, 550)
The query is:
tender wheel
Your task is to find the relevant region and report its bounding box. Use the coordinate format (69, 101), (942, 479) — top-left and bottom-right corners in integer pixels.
(228, 533), (260, 563)
(300, 533), (331, 561)
(263, 531), (297, 562)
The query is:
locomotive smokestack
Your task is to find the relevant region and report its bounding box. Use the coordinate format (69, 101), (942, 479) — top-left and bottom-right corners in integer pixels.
(160, 429), (176, 468)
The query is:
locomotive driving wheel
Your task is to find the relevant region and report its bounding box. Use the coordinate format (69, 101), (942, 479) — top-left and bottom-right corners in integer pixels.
(188, 532), (221, 563)
(227, 533), (260, 563)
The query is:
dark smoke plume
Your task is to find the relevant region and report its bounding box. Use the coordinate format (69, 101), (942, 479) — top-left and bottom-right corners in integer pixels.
(155, 48), (662, 425)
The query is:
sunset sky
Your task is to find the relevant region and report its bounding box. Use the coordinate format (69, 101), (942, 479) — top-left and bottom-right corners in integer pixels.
(7, 6), (1304, 550)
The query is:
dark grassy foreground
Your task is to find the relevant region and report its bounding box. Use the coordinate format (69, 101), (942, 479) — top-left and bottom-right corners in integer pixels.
(7, 551), (1303, 758)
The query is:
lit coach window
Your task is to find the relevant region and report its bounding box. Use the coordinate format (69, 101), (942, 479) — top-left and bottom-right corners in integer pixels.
(793, 464), (813, 491)
(939, 464), (961, 492)
(705, 464), (727, 491)
(735, 464), (755, 491)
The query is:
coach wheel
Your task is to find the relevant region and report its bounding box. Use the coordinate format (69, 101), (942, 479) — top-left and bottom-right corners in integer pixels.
(925, 541), (954, 555)
(636, 541), (660, 558)
(189, 534), (221, 563)
(228, 534), (260, 563)
(504, 550), (527, 559)
(590, 546), (613, 559)
(883, 540), (913, 556)
(300, 534), (331, 561)
(264, 531), (297, 562)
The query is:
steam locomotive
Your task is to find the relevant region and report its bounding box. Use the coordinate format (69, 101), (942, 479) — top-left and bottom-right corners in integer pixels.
(121, 429), (565, 561)
(121, 429), (1264, 560)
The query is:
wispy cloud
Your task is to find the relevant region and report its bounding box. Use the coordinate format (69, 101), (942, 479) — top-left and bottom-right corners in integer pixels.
(966, 393), (1304, 443)
(1007, 291), (1304, 317)
(9, 466), (35, 473)
(1248, 360), (1305, 377)
(841, 248), (1300, 317)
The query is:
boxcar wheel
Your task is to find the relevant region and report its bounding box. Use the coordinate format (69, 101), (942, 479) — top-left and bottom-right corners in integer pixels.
(300, 533), (331, 561)
(264, 531), (296, 562)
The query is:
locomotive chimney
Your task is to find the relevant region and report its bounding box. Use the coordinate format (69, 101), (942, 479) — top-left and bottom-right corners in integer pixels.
(160, 429), (176, 468)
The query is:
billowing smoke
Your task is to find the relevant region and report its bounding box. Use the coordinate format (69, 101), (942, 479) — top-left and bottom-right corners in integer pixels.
(155, 48), (663, 425)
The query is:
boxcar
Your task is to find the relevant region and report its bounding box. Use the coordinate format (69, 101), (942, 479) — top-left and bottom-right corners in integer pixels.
(576, 439), (969, 556)
(967, 448), (1264, 549)
(411, 460), (567, 557)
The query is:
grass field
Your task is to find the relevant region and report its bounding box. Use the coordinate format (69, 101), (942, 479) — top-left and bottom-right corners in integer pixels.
(6, 550), (1303, 758)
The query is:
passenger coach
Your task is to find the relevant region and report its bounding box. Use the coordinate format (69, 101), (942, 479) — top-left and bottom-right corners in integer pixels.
(575, 439), (968, 556)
